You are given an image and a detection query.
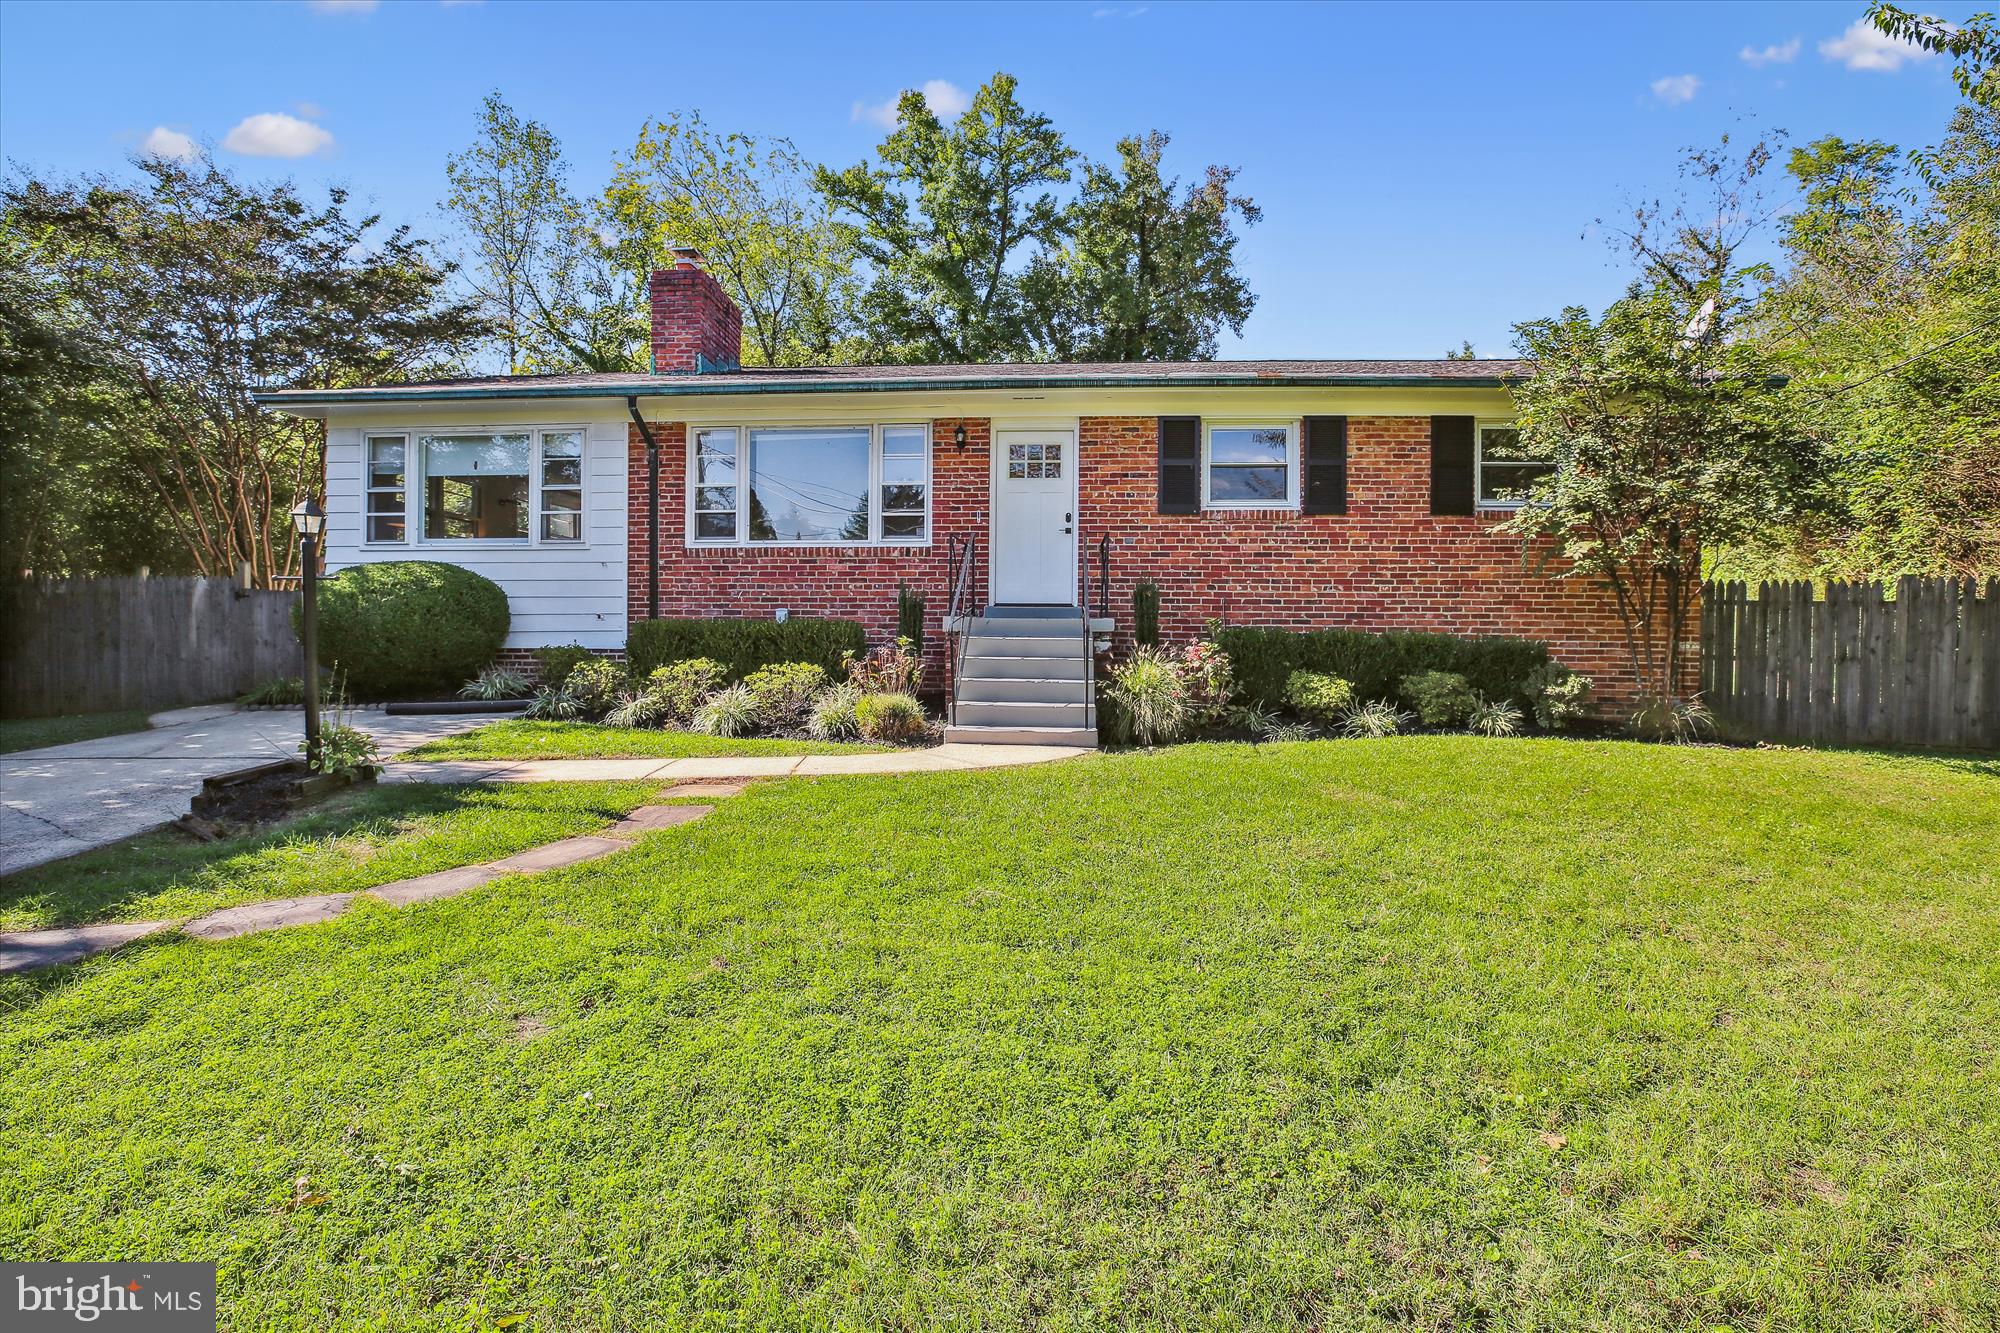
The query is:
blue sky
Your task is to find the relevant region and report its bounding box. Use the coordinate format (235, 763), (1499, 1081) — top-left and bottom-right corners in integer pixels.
(0, 0), (1972, 360)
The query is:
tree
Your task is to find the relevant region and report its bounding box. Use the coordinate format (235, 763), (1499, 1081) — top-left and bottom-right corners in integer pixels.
(818, 73), (1074, 363)
(1868, 4), (1999, 108)
(604, 112), (861, 368)
(4, 155), (485, 583)
(1505, 137), (1823, 717)
(1020, 131), (1260, 361)
(443, 92), (642, 374)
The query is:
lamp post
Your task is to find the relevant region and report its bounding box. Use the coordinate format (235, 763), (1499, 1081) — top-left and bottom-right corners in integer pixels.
(290, 497), (326, 769)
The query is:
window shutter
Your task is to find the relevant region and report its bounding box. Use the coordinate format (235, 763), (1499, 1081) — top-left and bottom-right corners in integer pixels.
(1430, 415), (1476, 516)
(1158, 416), (1201, 514)
(1301, 416), (1348, 515)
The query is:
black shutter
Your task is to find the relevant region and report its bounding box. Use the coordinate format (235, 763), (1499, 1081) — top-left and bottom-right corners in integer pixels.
(1158, 416), (1201, 514)
(1301, 416), (1348, 515)
(1430, 415), (1476, 516)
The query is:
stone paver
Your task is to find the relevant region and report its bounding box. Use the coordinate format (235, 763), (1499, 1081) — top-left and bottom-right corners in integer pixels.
(0, 920), (170, 971)
(661, 781), (746, 799)
(608, 804), (715, 835)
(369, 863), (502, 906)
(183, 892), (357, 941)
(488, 834), (638, 873)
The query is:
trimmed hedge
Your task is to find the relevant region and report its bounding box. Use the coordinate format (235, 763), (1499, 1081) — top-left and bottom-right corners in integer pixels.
(1215, 627), (1551, 709)
(627, 617), (866, 682)
(303, 561), (509, 699)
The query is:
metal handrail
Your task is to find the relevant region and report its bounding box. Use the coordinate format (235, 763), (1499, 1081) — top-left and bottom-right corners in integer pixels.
(1078, 528), (1096, 733)
(945, 534), (977, 726)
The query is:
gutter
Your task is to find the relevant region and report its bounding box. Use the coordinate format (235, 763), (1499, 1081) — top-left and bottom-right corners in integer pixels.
(627, 396), (660, 620)
(254, 372), (1522, 408)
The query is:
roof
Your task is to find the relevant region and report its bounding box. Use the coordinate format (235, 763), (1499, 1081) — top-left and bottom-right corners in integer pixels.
(254, 359), (1530, 407)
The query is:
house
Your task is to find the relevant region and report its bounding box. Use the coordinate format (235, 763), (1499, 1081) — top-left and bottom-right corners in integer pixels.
(259, 248), (1637, 744)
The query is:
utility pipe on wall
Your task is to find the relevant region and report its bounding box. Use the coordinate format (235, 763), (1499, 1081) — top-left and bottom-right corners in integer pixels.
(626, 396), (660, 620)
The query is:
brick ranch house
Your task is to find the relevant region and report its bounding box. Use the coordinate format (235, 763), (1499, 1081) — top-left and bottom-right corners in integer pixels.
(260, 249), (1654, 741)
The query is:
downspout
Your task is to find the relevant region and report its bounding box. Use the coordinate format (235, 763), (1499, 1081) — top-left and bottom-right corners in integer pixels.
(626, 396), (660, 620)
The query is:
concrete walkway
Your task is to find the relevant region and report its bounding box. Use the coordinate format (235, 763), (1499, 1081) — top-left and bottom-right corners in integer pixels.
(0, 793), (730, 973)
(0, 706), (491, 876)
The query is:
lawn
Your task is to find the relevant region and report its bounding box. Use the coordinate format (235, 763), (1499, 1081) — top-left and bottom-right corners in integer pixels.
(0, 709), (152, 755)
(404, 718), (892, 761)
(0, 781), (662, 930)
(2, 738), (1996, 1330)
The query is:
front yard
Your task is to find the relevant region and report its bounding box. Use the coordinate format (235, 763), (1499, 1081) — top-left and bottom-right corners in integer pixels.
(2, 739), (1995, 1329)
(403, 719), (892, 761)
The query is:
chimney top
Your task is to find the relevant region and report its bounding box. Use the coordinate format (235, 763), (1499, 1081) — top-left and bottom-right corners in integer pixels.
(670, 245), (704, 270)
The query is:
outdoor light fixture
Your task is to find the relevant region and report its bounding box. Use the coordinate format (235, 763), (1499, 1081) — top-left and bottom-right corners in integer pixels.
(953, 424), (968, 451)
(290, 497), (326, 768)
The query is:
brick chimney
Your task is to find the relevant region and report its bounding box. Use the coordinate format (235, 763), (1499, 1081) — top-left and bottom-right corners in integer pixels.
(648, 246), (742, 374)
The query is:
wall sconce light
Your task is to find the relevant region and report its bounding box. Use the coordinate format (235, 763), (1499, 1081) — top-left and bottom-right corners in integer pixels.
(953, 424), (968, 451)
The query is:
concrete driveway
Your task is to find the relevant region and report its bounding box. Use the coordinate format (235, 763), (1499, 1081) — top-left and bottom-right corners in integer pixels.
(0, 706), (490, 877)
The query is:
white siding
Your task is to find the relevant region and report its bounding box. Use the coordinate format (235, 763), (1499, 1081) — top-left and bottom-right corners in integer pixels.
(321, 408), (628, 650)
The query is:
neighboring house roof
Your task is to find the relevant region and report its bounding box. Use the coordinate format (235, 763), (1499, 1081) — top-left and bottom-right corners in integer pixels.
(254, 359), (1531, 407)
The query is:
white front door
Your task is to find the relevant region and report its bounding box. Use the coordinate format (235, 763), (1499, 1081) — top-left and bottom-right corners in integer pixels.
(991, 428), (1077, 605)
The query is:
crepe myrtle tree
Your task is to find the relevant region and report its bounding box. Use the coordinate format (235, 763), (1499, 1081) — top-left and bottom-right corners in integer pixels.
(1502, 282), (1823, 718)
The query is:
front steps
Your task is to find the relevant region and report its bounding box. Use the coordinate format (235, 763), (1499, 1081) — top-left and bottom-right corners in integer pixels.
(945, 607), (1098, 747)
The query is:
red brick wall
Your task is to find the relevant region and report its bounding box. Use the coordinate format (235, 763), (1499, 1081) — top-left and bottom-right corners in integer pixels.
(626, 419), (990, 684)
(624, 414), (1686, 707)
(649, 262), (742, 374)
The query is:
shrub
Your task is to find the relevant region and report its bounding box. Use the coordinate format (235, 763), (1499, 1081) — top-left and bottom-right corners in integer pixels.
(530, 644), (595, 688)
(1177, 641), (1234, 728)
(807, 683), (863, 741)
(306, 561), (509, 699)
(1337, 699), (1410, 739)
(1133, 579), (1161, 648)
(1283, 670), (1354, 722)
(603, 690), (672, 730)
(854, 691), (926, 742)
(744, 662), (828, 726)
(1630, 694), (1715, 744)
(240, 669), (349, 709)
(1469, 696), (1525, 738)
(459, 665), (530, 701)
(897, 583), (926, 660)
(692, 683), (763, 737)
(1524, 663), (1595, 730)
(627, 617), (864, 681)
(846, 637), (922, 695)
(307, 723), (379, 776)
(1214, 626), (1551, 710)
(524, 683), (586, 721)
(1104, 648), (1189, 746)
(1256, 716), (1318, 743)
(1401, 670), (1479, 728)
(563, 658), (628, 716)
(648, 658), (727, 721)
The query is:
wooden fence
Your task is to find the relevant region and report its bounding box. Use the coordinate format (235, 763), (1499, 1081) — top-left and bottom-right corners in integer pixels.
(1, 576), (300, 718)
(1702, 577), (1999, 751)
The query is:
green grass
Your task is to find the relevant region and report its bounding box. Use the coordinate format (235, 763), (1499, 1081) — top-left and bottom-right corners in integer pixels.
(0, 781), (661, 930)
(404, 718), (891, 760)
(2, 738), (1997, 1330)
(0, 709), (152, 755)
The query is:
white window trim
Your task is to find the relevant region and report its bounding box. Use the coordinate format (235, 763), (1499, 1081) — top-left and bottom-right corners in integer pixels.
(364, 433), (408, 544)
(1201, 419), (1300, 511)
(364, 424), (591, 549)
(1474, 418), (1550, 512)
(685, 421), (934, 548)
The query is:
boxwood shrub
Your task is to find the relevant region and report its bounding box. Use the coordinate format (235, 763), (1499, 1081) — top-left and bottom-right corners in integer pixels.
(304, 561), (510, 699)
(626, 617), (866, 682)
(1215, 626), (1551, 709)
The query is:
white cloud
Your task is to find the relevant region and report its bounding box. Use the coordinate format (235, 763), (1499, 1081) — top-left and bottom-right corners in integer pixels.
(307, 0), (378, 13)
(851, 78), (972, 128)
(139, 126), (199, 161)
(223, 112), (334, 158)
(1739, 37), (1800, 66)
(1819, 18), (1938, 71)
(1650, 73), (1701, 105)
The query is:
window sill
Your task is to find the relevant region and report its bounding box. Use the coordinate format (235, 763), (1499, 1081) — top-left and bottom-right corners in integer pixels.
(685, 540), (933, 552)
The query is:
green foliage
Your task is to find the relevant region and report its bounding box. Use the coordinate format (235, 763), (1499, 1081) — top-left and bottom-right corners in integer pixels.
(1104, 648), (1190, 747)
(845, 637), (923, 695)
(896, 583), (926, 660)
(1630, 694), (1717, 744)
(1524, 664), (1595, 731)
(530, 644), (596, 688)
(1468, 697), (1525, 738)
(603, 689), (672, 730)
(562, 659), (628, 715)
(405, 720), (881, 761)
(647, 658), (728, 722)
(1021, 131), (1261, 360)
(1282, 670), (1355, 722)
(1216, 626), (1550, 711)
(627, 617), (864, 682)
(743, 662), (830, 726)
(807, 683), (865, 742)
(458, 665), (530, 701)
(853, 691), (926, 742)
(307, 723), (379, 777)
(692, 683), (763, 737)
(1337, 699), (1410, 739)
(1175, 641), (1235, 730)
(523, 682), (586, 722)
(307, 562), (510, 700)
(1132, 580), (1161, 648)
(1400, 671), (1479, 729)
